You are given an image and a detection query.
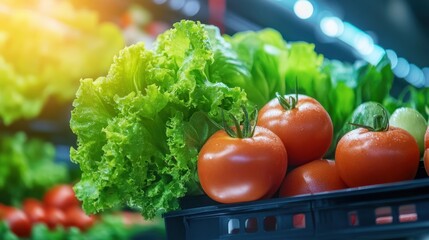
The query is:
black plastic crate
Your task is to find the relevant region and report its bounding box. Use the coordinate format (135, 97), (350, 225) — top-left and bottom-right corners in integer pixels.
(164, 196), (315, 240)
(313, 178), (429, 240)
(163, 177), (429, 240)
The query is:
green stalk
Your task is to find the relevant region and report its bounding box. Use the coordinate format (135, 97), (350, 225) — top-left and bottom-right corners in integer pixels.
(276, 78), (299, 110)
(220, 106), (258, 138)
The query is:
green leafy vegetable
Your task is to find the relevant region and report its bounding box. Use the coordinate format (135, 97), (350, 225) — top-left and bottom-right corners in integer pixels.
(319, 56), (394, 156)
(70, 20), (248, 219)
(384, 86), (429, 121)
(0, 132), (69, 205)
(284, 42), (325, 102)
(224, 29), (289, 108)
(355, 56), (394, 105)
(0, 0), (124, 124)
(0, 222), (19, 240)
(222, 29), (394, 156)
(0, 57), (47, 125)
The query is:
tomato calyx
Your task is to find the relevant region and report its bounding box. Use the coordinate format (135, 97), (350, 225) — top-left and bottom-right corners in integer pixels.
(219, 106), (258, 138)
(276, 78), (299, 110)
(276, 92), (298, 110)
(349, 104), (389, 132)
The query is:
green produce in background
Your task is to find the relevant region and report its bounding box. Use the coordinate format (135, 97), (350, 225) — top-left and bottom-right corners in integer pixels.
(320, 56), (394, 149)
(389, 107), (427, 154)
(0, 132), (69, 205)
(0, 0), (124, 125)
(223, 29), (289, 108)
(384, 86), (429, 121)
(222, 29), (394, 156)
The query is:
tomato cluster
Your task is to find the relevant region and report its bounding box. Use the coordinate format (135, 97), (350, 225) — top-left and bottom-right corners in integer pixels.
(198, 94), (338, 202)
(0, 184), (96, 238)
(198, 93), (425, 203)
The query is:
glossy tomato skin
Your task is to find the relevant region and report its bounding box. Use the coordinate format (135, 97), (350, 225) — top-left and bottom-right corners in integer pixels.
(279, 159), (347, 197)
(336, 126), (420, 188)
(258, 94), (333, 166)
(43, 184), (80, 210)
(0, 206), (32, 237)
(424, 149), (429, 176)
(198, 126), (288, 203)
(23, 198), (46, 224)
(424, 126), (429, 175)
(64, 206), (96, 231)
(425, 126), (429, 149)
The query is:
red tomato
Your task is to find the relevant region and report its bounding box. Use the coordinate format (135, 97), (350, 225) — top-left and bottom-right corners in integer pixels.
(425, 126), (429, 149)
(279, 159), (347, 197)
(64, 207), (96, 231)
(258, 94), (333, 166)
(43, 184), (80, 210)
(198, 126), (287, 203)
(425, 127), (429, 175)
(0, 206), (32, 237)
(23, 198), (46, 224)
(424, 148), (429, 176)
(44, 207), (66, 230)
(336, 126), (420, 188)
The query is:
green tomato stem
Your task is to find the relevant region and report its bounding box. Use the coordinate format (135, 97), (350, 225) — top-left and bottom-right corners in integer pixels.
(220, 106), (258, 139)
(276, 78), (299, 110)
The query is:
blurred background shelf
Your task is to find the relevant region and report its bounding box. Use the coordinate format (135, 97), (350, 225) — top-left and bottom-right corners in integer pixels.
(138, 0), (429, 95)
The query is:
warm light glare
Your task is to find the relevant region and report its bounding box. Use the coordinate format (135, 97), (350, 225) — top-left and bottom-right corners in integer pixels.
(153, 0), (167, 4)
(294, 0), (314, 19)
(320, 16), (344, 37)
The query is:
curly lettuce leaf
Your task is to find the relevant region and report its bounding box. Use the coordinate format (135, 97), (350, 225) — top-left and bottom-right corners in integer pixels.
(70, 20), (248, 219)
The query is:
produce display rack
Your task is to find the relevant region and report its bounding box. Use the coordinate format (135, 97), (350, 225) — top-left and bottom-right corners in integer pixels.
(164, 165), (429, 240)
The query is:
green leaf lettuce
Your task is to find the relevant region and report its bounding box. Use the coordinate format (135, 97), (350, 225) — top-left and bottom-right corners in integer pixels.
(0, 132), (69, 205)
(70, 20), (248, 219)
